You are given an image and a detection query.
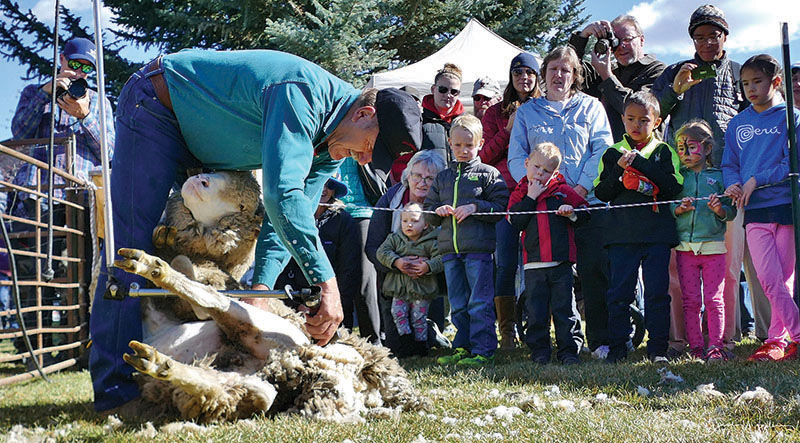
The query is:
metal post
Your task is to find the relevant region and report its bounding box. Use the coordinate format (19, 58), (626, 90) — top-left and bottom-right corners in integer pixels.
(92, 0), (115, 268)
(780, 23), (800, 304)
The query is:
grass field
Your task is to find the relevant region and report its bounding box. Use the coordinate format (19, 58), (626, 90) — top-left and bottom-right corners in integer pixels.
(2, 337), (800, 442)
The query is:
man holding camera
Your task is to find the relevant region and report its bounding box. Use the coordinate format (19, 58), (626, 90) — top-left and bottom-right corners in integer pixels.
(651, 5), (761, 358)
(10, 37), (115, 202)
(569, 15), (666, 142)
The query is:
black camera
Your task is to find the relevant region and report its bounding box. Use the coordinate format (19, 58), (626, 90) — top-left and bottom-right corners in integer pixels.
(594, 31), (620, 55)
(55, 78), (88, 100)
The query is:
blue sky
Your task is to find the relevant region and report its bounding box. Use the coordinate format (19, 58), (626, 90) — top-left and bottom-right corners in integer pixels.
(1, 0), (799, 139)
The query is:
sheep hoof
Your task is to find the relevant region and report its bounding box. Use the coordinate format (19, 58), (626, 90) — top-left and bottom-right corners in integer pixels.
(114, 249), (171, 286)
(124, 340), (173, 380)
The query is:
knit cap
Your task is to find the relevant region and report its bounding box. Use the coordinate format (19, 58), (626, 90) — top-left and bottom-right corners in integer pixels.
(689, 5), (729, 36)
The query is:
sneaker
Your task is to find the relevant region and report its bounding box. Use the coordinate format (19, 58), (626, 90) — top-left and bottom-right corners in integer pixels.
(605, 352), (627, 364)
(531, 354), (550, 364)
(437, 347), (471, 365)
(688, 347), (705, 360)
(781, 342), (799, 361)
(666, 347), (686, 361)
(427, 320), (452, 349)
(457, 354), (495, 368)
(649, 354), (669, 364)
(591, 345), (610, 360)
(560, 354), (581, 366)
(705, 347), (729, 362)
(748, 342), (785, 361)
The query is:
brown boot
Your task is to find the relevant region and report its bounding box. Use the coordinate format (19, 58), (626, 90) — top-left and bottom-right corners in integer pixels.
(495, 296), (517, 350)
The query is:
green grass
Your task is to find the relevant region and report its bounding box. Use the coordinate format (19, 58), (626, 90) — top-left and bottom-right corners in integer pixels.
(2, 338), (800, 442)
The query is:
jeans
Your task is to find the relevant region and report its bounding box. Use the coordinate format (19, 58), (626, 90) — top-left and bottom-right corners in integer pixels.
(607, 243), (671, 359)
(89, 62), (200, 411)
(0, 275), (18, 329)
(444, 255), (496, 356)
(575, 208), (610, 350)
(523, 263), (583, 360)
(494, 219), (519, 298)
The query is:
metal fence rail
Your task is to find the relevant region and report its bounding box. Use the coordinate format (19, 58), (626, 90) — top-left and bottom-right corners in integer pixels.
(1, 138), (92, 386)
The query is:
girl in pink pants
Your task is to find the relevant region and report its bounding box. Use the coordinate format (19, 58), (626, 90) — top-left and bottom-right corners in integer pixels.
(673, 120), (736, 361)
(722, 54), (800, 361)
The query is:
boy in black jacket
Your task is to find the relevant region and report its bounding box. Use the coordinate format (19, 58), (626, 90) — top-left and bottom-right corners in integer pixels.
(508, 142), (589, 364)
(594, 91), (683, 363)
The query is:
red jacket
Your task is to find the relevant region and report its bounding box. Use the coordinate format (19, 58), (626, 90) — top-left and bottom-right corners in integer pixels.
(479, 102), (515, 190)
(507, 173), (589, 264)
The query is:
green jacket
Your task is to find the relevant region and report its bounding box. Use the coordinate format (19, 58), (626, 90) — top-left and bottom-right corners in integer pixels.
(672, 167), (735, 243)
(377, 227), (443, 301)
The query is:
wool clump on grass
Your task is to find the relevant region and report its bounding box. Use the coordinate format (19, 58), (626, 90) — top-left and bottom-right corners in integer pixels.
(734, 387), (774, 406)
(658, 367), (684, 384)
(696, 383), (725, 397)
(488, 405), (523, 421)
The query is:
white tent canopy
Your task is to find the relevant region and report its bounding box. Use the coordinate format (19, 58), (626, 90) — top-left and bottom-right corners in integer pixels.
(366, 19), (542, 108)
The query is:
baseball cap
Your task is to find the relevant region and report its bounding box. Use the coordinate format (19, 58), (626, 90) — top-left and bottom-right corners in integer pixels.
(63, 37), (97, 66)
(472, 76), (501, 98)
(375, 88), (422, 160)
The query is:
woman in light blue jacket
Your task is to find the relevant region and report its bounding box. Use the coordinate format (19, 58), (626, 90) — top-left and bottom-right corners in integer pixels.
(507, 46), (614, 357)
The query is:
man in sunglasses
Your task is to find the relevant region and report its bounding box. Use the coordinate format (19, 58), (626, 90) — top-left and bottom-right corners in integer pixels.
(471, 77), (501, 120)
(11, 37), (114, 188)
(569, 15), (666, 142)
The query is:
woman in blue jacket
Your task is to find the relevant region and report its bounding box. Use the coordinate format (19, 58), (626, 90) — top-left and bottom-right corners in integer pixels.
(507, 46), (614, 358)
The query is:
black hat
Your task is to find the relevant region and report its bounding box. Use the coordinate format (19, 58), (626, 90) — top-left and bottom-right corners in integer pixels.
(689, 5), (729, 36)
(399, 85), (422, 102)
(375, 88), (422, 160)
(510, 52), (539, 72)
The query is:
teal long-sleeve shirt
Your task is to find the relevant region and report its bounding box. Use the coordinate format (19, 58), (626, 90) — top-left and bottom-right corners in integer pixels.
(162, 49), (361, 287)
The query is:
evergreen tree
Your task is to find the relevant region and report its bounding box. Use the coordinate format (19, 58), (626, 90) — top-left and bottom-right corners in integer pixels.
(0, 0), (587, 98)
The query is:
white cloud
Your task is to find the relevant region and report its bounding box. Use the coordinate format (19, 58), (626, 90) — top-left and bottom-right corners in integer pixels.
(627, 0), (800, 59)
(31, 0), (118, 33)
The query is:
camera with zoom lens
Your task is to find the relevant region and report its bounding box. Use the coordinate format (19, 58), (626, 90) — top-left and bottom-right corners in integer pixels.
(55, 78), (88, 100)
(594, 31), (620, 55)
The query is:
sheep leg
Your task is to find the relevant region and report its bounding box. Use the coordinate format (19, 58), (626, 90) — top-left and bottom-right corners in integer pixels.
(124, 340), (277, 422)
(115, 248), (308, 359)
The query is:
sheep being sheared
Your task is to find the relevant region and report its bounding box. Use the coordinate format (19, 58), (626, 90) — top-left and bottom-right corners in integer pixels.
(125, 171), (424, 423)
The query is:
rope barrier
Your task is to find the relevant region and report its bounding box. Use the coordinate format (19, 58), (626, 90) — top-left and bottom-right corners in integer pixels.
(321, 174), (799, 217)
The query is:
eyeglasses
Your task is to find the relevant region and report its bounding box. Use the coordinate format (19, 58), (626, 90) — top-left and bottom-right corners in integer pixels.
(619, 35), (641, 46)
(67, 59), (95, 74)
(437, 85), (460, 96)
(692, 33), (724, 45)
(472, 95), (491, 102)
(409, 172), (436, 185)
(511, 68), (536, 77)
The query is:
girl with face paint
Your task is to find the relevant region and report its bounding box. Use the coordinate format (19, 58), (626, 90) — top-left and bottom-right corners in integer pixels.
(672, 120), (736, 361)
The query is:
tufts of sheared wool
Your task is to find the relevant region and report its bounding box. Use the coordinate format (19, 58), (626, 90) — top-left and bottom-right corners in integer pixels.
(160, 422), (213, 434)
(637, 386), (651, 397)
(696, 383), (725, 397)
(488, 405), (523, 421)
(103, 415), (124, 432)
(734, 387), (773, 406)
(134, 422), (158, 439)
(657, 367), (684, 384)
(365, 407), (402, 420)
(552, 399), (576, 412)
(515, 393), (545, 411)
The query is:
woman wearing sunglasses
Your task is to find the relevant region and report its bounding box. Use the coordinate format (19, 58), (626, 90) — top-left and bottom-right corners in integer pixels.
(479, 52), (542, 350)
(420, 63), (465, 164)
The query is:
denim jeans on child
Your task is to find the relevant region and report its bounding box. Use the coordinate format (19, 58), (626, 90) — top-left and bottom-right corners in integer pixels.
(443, 254), (497, 356)
(523, 262), (583, 361)
(607, 243), (671, 359)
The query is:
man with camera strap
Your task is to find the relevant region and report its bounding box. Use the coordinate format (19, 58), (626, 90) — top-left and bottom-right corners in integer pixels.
(10, 36), (115, 206)
(569, 15), (667, 143)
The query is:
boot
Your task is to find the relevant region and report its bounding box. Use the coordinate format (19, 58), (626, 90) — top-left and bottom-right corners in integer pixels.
(396, 334), (416, 358)
(495, 296), (517, 350)
(413, 339), (429, 357)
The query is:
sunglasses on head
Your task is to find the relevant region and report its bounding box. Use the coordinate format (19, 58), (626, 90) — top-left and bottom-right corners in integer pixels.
(437, 85), (460, 96)
(67, 59), (94, 74)
(511, 67), (536, 77)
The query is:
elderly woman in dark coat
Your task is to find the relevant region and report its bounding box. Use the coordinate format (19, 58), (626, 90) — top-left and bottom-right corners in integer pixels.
(366, 150), (448, 354)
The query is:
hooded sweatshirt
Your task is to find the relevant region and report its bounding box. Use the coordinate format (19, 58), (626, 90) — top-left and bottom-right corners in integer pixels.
(721, 103), (800, 212)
